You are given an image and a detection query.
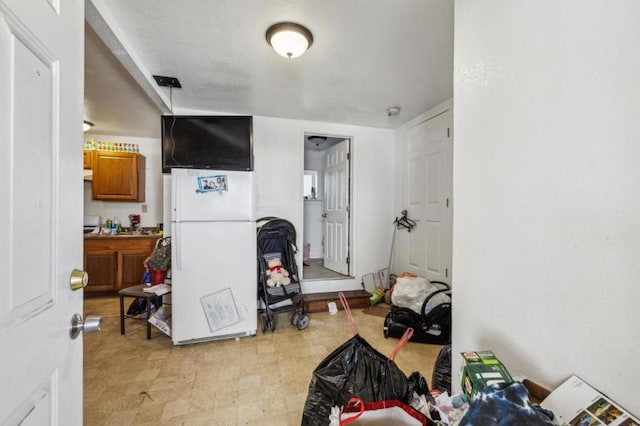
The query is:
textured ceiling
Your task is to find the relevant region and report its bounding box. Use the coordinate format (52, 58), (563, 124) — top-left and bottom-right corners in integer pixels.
(84, 0), (453, 138)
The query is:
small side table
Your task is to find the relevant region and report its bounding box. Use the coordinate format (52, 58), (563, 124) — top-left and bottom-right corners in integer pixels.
(118, 284), (170, 339)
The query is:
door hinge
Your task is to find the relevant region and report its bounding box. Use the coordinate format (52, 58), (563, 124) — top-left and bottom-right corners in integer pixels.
(447, 128), (450, 138)
(346, 256), (350, 265)
(347, 153), (351, 160)
(445, 268), (448, 278)
(446, 198), (449, 208)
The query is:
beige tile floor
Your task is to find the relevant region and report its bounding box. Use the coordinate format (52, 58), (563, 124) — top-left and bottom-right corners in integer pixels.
(302, 259), (348, 280)
(84, 297), (443, 425)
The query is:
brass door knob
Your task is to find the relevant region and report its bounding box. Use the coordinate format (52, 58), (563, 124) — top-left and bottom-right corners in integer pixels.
(69, 269), (88, 291)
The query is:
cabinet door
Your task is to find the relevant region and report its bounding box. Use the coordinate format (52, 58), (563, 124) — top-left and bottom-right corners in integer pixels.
(83, 150), (93, 169)
(120, 249), (151, 289)
(84, 249), (118, 292)
(92, 151), (145, 201)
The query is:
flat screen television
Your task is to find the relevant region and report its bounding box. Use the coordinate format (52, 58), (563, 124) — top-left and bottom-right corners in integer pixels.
(161, 115), (253, 173)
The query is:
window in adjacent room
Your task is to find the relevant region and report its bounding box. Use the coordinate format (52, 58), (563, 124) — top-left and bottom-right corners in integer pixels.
(303, 170), (318, 200)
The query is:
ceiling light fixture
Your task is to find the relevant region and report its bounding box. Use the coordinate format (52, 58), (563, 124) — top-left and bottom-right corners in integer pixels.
(308, 135), (327, 147)
(386, 107), (401, 117)
(83, 121), (94, 132)
(266, 22), (313, 59)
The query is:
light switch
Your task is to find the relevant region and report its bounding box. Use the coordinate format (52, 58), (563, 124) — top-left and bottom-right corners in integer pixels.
(141, 204), (148, 212)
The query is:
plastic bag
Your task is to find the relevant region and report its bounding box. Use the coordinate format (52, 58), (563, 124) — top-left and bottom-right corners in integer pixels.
(391, 276), (450, 315)
(333, 398), (428, 425)
(431, 344), (452, 394)
(302, 293), (429, 426)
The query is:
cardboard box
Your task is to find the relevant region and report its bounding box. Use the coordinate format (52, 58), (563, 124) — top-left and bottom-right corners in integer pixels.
(461, 350), (513, 399)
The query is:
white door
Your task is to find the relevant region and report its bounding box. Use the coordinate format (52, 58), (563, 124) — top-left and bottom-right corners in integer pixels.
(0, 1), (84, 424)
(324, 139), (350, 275)
(400, 110), (452, 282)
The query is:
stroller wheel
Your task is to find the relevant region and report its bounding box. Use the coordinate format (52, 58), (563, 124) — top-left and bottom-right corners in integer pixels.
(296, 314), (309, 330)
(262, 316), (275, 333)
(291, 312), (300, 326)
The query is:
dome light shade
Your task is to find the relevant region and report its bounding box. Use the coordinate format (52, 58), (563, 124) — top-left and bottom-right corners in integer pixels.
(266, 22), (313, 59)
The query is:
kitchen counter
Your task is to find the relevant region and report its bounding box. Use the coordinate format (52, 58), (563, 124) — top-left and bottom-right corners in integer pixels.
(84, 233), (162, 240)
(84, 234), (162, 296)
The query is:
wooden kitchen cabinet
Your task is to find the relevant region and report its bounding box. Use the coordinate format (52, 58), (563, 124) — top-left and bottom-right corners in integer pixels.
(84, 249), (118, 292)
(91, 150), (146, 201)
(84, 236), (159, 295)
(84, 150), (94, 169)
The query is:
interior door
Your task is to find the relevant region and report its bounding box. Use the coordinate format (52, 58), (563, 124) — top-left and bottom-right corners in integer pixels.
(323, 139), (350, 275)
(400, 110), (452, 282)
(0, 1), (84, 424)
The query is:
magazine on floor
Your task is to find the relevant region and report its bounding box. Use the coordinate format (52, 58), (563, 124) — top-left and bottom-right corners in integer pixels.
(540, 375), (639, 426)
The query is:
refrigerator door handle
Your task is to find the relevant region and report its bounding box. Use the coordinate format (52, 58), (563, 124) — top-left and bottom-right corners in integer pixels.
(174, 225), (182, 271)
(174, 179), (181, 223)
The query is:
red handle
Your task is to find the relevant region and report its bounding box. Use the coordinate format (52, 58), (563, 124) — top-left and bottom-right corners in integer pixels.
(388, 327), (414, 361)
(339, 398), (365, 425)
(338, 292), (358, 335)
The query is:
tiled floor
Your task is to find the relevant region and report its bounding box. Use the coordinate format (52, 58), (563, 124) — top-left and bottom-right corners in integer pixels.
(84, 296), (443, 425)
(302, 258), (348, 280)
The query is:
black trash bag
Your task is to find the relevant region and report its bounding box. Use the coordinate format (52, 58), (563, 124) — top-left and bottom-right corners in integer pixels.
(431, 344), (452, 394)
(302, 292), (432, 426)
(301, 333), (429, 426)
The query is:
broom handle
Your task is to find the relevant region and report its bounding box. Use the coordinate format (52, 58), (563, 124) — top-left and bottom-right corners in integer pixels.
(338, 292), (358, 335)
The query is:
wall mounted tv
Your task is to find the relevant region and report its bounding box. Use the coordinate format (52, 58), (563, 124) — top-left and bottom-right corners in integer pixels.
(161, 115), (253, 173)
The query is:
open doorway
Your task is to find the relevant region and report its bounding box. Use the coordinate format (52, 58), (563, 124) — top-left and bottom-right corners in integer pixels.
(303, 133), (352, 280)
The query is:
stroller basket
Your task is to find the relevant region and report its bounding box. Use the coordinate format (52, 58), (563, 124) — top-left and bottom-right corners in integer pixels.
(257, 217), (309, 332)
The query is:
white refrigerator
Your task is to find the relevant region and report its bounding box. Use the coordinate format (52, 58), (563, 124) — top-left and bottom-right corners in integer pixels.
(170, 168), (256, 345)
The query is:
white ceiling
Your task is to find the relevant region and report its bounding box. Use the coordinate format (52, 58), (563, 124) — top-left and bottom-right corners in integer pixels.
(84, 0), (453, 139)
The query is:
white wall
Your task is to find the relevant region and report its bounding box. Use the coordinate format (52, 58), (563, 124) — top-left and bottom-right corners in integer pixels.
(453, 1), (640, 415)
(252, 116), (395, 293)
(84, 134), (163, 229)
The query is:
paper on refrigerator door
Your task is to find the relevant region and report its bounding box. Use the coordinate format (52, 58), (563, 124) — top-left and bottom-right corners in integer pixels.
(200, 288), (241, 332)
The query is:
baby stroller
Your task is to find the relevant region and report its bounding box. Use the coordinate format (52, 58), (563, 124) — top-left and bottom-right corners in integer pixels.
(383, 280), (451, 345)
(257, 217), (309, 332)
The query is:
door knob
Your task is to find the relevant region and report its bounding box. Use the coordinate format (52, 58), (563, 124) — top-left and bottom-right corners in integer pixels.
(69, 269), (88, 291)
(69, 314), (102, 339)
(322, 213), (327, 218)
